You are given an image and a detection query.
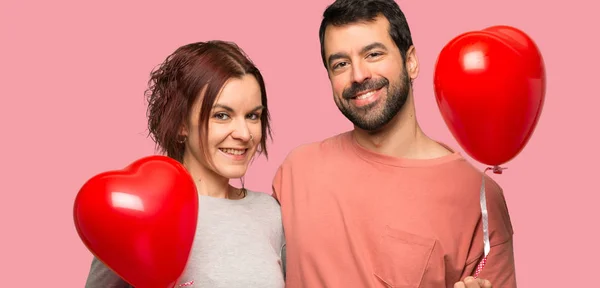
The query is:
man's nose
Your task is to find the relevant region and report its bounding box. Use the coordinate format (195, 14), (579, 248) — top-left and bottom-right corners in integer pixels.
(351, 61), (372, 84)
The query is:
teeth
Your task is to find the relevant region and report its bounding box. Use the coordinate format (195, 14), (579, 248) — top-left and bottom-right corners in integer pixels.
(220, 148), (246, 155)
(355, 91), (375, 100)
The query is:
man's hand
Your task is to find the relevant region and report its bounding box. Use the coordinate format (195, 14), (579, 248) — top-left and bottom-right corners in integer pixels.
(454, 276), (493, 288)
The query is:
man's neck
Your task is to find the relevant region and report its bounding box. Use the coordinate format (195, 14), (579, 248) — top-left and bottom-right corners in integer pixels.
(352, 95), (451, 160)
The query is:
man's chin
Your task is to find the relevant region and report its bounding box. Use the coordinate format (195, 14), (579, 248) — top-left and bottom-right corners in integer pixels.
(349, 110), (398, 132)
(349, 118), (385, 132)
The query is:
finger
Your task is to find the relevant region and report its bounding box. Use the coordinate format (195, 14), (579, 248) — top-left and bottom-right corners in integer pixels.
(479, 278), (492, 288)
(453, 281), (466, 288)
(463, 276), (479, 288)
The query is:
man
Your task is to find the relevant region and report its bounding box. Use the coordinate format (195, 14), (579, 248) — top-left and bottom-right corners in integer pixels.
(272, 0), (516, 287)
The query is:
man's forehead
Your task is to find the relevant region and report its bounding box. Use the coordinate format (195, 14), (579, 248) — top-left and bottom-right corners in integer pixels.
(324, 19), (392, 54)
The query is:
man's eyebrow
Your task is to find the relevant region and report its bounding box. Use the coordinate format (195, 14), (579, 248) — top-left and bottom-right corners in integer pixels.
(361, 42), (388, 54)
(327, 42), (388, 68)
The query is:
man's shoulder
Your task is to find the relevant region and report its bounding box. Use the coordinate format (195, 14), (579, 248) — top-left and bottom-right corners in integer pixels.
(427, 143), (507, 200)
(442, 157), (513, 228)
(281, 131), (350, 165)
(450, 158), (505, 192)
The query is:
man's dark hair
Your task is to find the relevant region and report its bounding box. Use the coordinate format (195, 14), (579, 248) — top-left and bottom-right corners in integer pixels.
(319, 0), (414, 69)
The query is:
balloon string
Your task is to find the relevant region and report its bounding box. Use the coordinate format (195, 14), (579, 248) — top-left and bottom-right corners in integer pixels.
(473, 165), (505, 278)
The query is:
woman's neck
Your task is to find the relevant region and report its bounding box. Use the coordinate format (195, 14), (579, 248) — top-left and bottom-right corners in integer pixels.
(181, 154), (232, 199)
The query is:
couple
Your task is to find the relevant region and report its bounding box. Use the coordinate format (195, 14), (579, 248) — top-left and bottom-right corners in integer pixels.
(85, 0), (516, 287)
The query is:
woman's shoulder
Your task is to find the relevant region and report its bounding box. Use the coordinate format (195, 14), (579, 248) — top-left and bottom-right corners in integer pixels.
(245, 189), (282, 223)
(246, 190), (280, 206)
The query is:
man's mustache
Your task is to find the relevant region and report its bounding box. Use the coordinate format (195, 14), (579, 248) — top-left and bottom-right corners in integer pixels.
(342, 78), (389, 99)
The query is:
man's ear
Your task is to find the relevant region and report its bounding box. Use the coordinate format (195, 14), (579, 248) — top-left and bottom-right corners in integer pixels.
(405, 45), (419, 82)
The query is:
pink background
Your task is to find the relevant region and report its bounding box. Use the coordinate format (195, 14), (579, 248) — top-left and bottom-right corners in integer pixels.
(1, 0), (598, 286)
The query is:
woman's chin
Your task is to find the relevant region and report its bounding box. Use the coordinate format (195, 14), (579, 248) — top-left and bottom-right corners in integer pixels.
(215, 165), (249, 180)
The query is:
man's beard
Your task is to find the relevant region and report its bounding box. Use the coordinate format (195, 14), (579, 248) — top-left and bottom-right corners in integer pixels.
(335, 71), (410, 132)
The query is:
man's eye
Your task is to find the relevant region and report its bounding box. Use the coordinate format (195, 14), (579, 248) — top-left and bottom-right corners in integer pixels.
(333, 62), (348, 70)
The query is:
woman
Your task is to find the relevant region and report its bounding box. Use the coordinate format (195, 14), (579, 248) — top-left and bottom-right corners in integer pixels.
(84, 40), (285, 287)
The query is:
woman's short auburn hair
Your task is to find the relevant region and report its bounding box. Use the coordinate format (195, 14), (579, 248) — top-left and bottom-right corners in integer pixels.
(145, 40), (272, 163)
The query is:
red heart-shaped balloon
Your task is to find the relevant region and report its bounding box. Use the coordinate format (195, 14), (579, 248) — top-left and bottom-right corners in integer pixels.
(433, 25), (546, 167)
(74, 155), (198, 288)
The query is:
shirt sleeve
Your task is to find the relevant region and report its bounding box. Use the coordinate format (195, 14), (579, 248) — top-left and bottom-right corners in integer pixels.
(280, 239), (287, 280)
(464, 238), (517, 287)
(84, 257), (132, 288)
(462, 175), (517, 287)
(272, 145), (307, 204)
(274, 187), (287, 280)
(271, 164), (282, 203)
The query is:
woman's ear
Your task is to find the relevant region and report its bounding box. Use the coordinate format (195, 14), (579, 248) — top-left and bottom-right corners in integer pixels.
(179, 123), (188, 137)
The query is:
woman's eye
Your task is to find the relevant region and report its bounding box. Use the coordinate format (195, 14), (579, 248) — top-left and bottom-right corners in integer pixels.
(214, 113), (229, 120)
(247, 113), (260, 120)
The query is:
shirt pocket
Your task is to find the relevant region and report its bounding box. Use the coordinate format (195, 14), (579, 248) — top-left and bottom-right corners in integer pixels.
(373, 226), (436, 288)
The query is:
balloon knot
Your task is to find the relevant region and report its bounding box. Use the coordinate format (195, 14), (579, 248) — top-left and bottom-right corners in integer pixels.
(489, 165), (507, 174)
